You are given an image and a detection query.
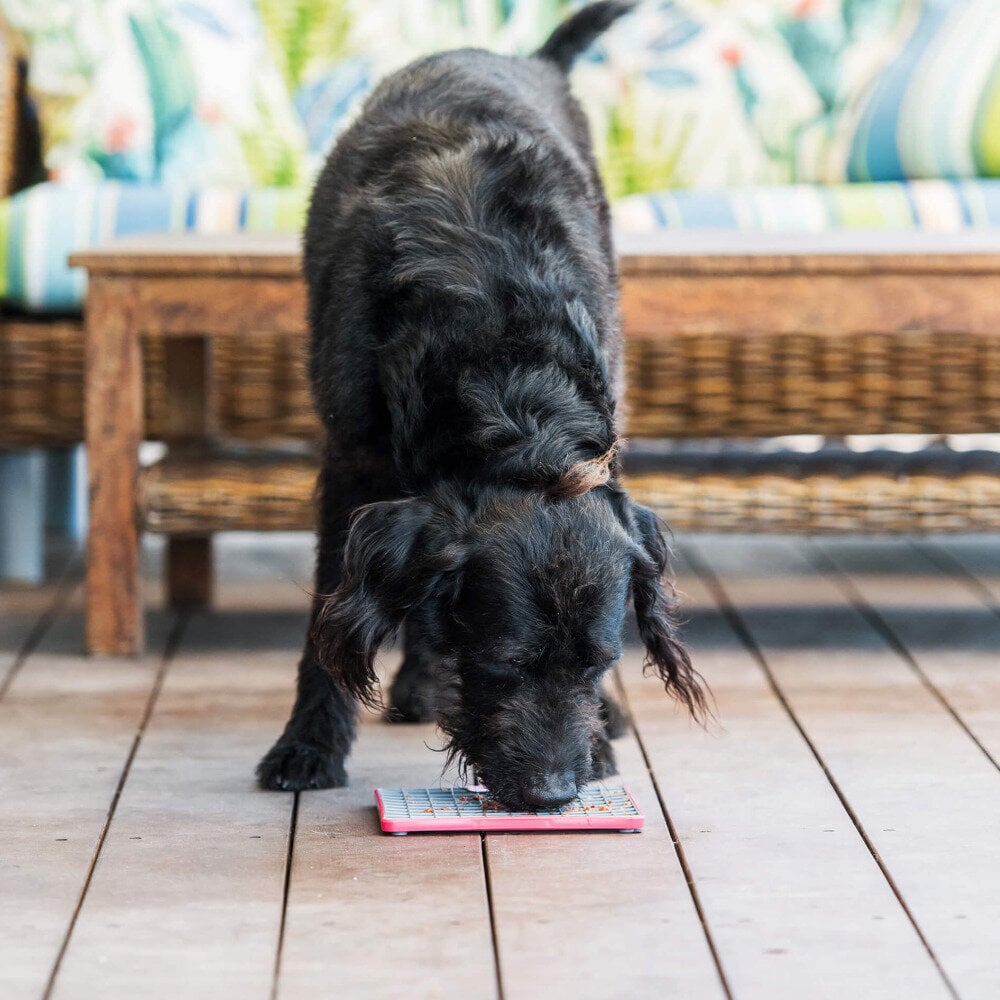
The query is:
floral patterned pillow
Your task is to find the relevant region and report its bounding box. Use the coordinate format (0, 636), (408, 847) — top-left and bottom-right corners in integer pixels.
(257, 0), (575, 180)
(0, 0), (307, 186)
(575, 0), (919, 195)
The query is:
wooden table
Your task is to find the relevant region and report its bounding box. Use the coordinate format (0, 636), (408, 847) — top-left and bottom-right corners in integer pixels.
(72, 230), (1000, 655)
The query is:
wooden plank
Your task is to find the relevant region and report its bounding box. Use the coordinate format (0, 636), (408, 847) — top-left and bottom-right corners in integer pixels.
(484, 717), (725, 1000)
(618, 561), (951, 1000)
(277, 703), (499, 1000)
(71, 230), (1000, 278)
(619, 273), (1000, 337)
(70, 235), (304, 276)
(84, 274), (144, 655)
(0, 603), (173, 1000)
(692, 537), (1000, 1000)
(109, 275), (307, 338)
(819, 539), (1000, 770)
(49, 606), (299, 1000)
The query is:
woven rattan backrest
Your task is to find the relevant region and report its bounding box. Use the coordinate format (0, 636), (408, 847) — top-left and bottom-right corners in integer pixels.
(623, 331), (1000, 439)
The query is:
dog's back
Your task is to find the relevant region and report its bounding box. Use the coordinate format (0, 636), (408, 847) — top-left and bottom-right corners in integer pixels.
(303, 5), (634, 488)
(304, 1), (630, 291)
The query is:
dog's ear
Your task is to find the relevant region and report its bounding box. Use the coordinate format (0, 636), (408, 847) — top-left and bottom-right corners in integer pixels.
(312, 497), (464, 707)
(622, 500), (708, 720)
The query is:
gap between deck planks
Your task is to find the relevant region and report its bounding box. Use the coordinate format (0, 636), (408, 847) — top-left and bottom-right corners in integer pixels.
(687, 537), (1000, 1000)
(618, 557), (953, 1000)
(0, 551), (80, 698)
(818, 540), (1000, 772)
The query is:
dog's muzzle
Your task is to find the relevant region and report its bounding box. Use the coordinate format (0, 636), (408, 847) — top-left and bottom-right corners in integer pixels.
(521, 769), (577, 808)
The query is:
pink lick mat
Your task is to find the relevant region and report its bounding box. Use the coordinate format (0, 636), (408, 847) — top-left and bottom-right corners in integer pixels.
(374, 784), (644, 834)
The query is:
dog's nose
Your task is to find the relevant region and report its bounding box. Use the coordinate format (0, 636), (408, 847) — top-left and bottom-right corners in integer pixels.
(522, 770), (577, 808)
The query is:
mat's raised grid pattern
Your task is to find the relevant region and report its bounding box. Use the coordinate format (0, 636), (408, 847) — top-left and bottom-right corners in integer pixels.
(377, 784), (641, 820)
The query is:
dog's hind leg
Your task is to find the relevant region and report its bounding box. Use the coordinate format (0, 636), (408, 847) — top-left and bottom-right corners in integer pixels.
(387, 620), (439, 723)
(257, 446), (398, 790)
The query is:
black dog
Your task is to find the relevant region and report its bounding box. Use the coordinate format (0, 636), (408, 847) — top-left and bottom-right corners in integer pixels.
(257, 0), (706, 809)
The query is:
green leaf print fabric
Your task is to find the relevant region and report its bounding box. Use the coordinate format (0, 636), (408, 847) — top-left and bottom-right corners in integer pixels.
(255, 0), (1000, 196)
(5, 1), (1000, 196)
(0, 0), (307, 186)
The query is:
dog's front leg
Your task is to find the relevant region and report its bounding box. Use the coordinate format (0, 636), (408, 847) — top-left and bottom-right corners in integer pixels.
(257, 447), (397, 790)
(256, 622), (357, 791)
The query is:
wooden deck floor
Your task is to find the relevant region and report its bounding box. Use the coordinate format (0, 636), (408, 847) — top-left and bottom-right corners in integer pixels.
(2, 534), (1000, 1000)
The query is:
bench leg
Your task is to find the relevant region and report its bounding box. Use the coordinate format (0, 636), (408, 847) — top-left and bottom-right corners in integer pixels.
(85, 276), (143, 655)
(162, 336), (214, 610)
(167, 535), (213, 608)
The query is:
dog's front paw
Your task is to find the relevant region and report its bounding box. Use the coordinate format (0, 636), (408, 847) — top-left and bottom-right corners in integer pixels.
(591, 735), (618, 780)
(256, 738), (347, 791)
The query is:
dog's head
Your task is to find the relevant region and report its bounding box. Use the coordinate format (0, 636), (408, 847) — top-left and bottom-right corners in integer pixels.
(312, 461), (705, 809)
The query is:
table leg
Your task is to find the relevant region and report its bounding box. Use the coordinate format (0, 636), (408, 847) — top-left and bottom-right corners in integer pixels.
(84, 275), (143, 655)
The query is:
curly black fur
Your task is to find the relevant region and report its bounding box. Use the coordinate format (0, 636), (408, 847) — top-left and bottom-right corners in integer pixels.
(257, 1), (704, 808)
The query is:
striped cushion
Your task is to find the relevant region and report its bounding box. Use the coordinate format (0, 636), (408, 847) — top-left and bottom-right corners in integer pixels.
(848, 0), (1000, 183)
(5, 178), (1000, 311)
(0, 184), (308, 311)
(613, 179), (1000, 234)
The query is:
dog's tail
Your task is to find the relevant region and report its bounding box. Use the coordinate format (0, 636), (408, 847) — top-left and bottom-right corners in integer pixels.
(535, 1), (635, 73)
